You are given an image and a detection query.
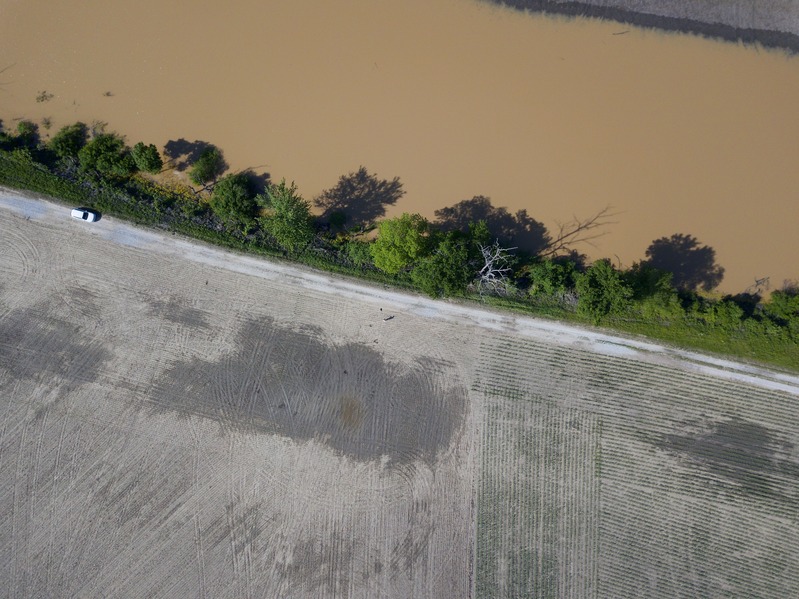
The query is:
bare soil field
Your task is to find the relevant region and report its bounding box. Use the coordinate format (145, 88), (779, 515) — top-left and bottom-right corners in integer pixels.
(1, 192), (798, 598)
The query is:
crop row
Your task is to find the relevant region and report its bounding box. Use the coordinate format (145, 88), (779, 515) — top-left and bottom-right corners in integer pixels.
(474, 334), (799, 598)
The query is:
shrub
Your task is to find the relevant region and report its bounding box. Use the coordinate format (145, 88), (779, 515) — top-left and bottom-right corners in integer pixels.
(575, 259), (633, 323)
(528, 259), (577, 297)
(189, 146), (225, 186)
(210, 173), (257, 230)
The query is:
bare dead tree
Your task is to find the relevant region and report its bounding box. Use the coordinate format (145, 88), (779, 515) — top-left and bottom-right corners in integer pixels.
(477, 241), (517, 296)
(539, 206), (617, 258)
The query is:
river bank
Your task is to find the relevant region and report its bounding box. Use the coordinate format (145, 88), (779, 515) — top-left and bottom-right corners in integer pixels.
(1, 0), (797, 293)
(484, 0), (799, 52)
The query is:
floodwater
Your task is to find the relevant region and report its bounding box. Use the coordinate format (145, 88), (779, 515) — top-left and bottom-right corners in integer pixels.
(1, 0), (798, 293)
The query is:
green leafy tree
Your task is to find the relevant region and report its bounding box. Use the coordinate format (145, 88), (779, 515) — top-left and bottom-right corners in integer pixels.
(258, 180), (315, 252)
(78, 133), (135, 177)
(575, 259), (633, 323)
(49, 122), (88, 158)
(189, 146), (226, 186)
(370, 213), (431, 274)
(131, 142), (163, 173)
(411, 234), (471, 297)
(210, 173), (257, 230)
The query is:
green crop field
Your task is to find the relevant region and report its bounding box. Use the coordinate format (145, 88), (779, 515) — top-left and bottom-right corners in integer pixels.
(474, 337), (799, 598)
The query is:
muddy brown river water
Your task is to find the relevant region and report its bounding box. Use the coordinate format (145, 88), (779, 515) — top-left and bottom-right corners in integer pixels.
(2, 0), (797, 293)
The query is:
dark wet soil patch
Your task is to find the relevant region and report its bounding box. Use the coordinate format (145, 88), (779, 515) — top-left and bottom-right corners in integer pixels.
(654, 417), (799, 504)
(146, 295), (208, 328)
(0, 303), (111, 387)
(152, 317), (467, 465)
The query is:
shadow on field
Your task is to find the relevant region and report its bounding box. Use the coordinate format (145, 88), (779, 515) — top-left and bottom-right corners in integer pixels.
(655, 417), (799, 504)
(434, 195), (551, 255)
(0, 301), (112, 414)
(314, 167), (404, 230)
(642, 233), (724, 291)
(152, 316), (467, 466)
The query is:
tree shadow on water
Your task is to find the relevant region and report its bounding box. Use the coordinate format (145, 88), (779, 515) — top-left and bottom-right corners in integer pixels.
(643, 233), (724, 292)
(314, 166), (404, 230)
(434, 195), (550, 255)
(239, 169), (272, 196)
(163, 138), (215, 171)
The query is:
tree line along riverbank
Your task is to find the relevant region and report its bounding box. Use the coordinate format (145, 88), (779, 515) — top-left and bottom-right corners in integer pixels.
(1, 119), (797, 370)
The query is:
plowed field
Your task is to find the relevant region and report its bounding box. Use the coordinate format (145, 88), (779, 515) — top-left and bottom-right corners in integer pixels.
(1, 192), (798, 598)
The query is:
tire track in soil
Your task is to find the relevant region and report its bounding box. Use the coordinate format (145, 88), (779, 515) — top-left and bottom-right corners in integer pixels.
(43, 414), (70, 593)
(25, 406), (49, 592)
(188, 417), (208, 599)
(9, 416), (31, 598)
(0, 217), (41, 283)
(50, 421), (128, 590)
(225, 448), (257, 599)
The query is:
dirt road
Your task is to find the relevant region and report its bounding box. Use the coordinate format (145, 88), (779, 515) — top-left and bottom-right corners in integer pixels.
(1, 190), (797, 597)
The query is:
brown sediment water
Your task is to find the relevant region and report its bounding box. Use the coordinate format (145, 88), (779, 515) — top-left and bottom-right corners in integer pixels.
(1, 0), (797, 293)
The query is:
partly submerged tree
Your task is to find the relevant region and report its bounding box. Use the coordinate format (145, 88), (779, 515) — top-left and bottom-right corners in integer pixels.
(49, 122), (88, 158)
(131, 142), (163, 174)
(258, 180), (315, 252)
(15, 120), (39, 147)
(188, 145), (226, 186)
(370, 213), (431, 274)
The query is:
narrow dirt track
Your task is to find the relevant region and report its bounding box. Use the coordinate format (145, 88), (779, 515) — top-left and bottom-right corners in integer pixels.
(1, 190), (798, 598)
